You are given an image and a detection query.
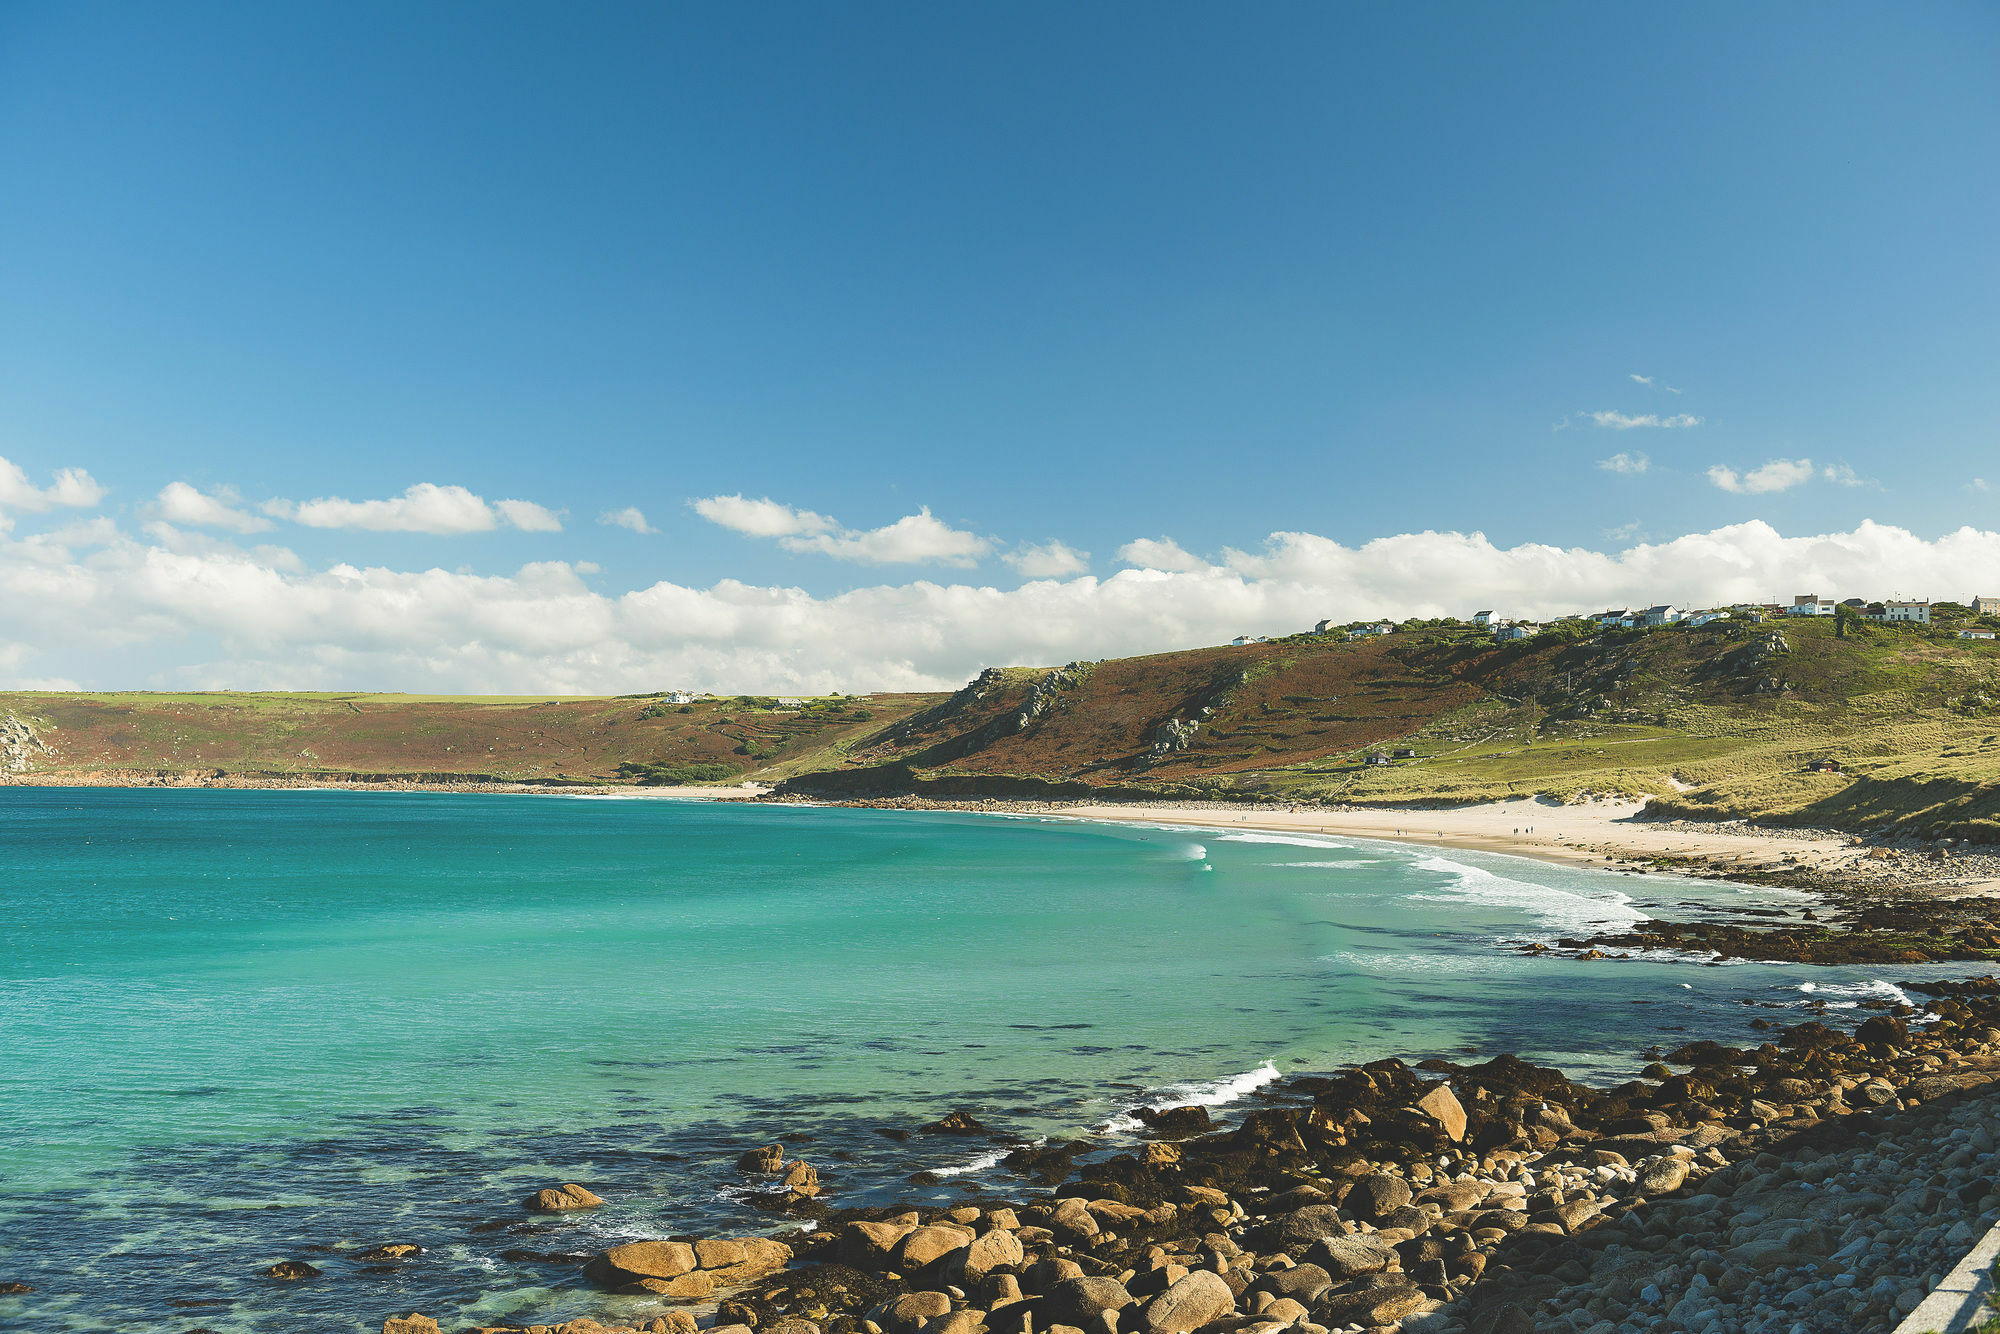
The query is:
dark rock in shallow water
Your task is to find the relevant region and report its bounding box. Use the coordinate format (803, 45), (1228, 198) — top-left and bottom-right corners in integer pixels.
(263, 1259), (321, 1280)
(920, 1110), (987, 1135)
(356, 1243), (421, 1260)
(738, 1143), (786, 1172)
(0, 1282), (32, 1294)
(524, 1182), (604, 1212)
(1133, 1104), (1213, 1137)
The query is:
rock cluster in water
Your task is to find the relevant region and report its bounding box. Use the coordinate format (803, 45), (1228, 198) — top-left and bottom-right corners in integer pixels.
(350, 982), (2000, 1334)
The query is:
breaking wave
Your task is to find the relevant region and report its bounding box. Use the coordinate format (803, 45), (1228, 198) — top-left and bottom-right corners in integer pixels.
(1406, 854), (1645, 936)
(1098, 1060), (1282, 1134)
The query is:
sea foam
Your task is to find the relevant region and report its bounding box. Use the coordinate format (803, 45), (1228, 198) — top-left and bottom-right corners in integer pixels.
(1407, 853), (1645, 936)
(1098, 1060), (1282, 1134)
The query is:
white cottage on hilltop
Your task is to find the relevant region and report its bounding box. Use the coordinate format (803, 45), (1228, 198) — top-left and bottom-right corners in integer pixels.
(1788, 595), (1837, 617)
(1874, 600), (1931, 624)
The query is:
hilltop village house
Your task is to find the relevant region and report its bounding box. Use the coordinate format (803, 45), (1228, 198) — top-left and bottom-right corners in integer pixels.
(1309, 591), (1990, 645)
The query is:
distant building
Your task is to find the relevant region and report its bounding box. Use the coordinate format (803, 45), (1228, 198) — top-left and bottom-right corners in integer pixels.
(1594, 609), (1635, 628)
(1472, 610), (1495, 627)
(1231, 635), (1252, 646)
(1347, 623), (1394, 640)
(1973, 595), (2000, 616)
(1390, 748), (1418, 759)
(776, 697), (809, 708)
(1364, 753), (1392, 767)
(1686, 610), (1727, 627)
(1806, 758), (1842, 773)
(665, 690), (699, 704)
(1961, 629), (1997, 640)
(1875, 600), (1931, 624)
(1314, 619), (1334, 634)
(1495, 623), (1538, 642)
(1788, 595), (1837, 617)
(1641, 605), (1683, 627)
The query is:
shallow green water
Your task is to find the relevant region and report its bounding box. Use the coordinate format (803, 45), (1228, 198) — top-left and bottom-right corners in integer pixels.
(0, 789), (1937, 1331)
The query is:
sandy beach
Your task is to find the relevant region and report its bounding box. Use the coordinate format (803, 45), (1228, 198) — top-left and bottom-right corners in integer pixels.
(1054, 795), (1857, 873)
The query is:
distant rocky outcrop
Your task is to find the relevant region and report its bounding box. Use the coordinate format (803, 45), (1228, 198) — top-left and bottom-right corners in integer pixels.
(1, 715), (50, 773)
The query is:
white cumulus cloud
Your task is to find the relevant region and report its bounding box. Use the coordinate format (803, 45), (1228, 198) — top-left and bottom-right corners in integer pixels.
(1597, 452), (1650, 475)
(152, 482), (275, 534)
(1117, 537), (1209, 573)
(0, 456), (106, 515)
(494, 498), (564, 533)
(1005, 540), (1092, 579)
(1708, 459), (1817, 495)
(2, 519), (1997, 694)
(690, 495), (989, 566)
(273, 483), (561, 534)
(599, 507), (657, 534)
(690, 494), (837, 540)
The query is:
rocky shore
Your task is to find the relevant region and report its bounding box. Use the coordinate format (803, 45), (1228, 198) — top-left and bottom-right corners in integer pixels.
(341, 978), (2000, 1334)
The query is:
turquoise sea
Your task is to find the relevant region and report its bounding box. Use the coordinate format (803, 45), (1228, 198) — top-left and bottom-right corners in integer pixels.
(0, 789), (1954, 1331)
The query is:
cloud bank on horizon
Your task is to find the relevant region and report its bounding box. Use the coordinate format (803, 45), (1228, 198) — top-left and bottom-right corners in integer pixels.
(1, 460), (1994, 695)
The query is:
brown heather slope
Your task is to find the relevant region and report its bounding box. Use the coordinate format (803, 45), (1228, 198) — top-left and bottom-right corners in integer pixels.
(0, 690), (936, 785)
(783, 617), (2000, 841)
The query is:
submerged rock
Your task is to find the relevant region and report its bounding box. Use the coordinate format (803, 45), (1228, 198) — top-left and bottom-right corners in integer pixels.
(920, 1110), (987, 1135)
(264, 1259), (321, 1280)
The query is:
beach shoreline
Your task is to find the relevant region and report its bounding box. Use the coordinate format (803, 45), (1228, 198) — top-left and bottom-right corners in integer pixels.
(9, 768), (1996, 898)
(763, 791), (2000, 903)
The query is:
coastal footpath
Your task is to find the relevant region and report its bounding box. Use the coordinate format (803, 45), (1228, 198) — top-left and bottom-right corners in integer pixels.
(335, 980), (2000, 1334)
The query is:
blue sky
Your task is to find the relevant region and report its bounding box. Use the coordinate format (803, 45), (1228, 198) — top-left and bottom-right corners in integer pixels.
(0, 4), (1996, 690)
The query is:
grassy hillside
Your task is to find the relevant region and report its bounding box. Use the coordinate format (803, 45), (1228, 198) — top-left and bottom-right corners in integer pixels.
(6, 613), (1999, 839)
(789, 615), (2000, 841)
(0, 689), (933, 785)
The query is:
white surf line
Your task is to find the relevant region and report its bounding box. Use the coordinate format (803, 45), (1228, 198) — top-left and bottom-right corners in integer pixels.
(1892, 1214), (2000, 1333)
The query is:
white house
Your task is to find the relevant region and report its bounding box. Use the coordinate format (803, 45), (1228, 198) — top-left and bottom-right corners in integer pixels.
(1347, 623), (1394, 640)
(1472, 610), (1495, 627)
(1595, 609), (1635, 628)
(1788, 595), (1837, 617)
(665, 690), (699, 704)
(1641, 605), (1683, 627)
(1876, 600), (1931, 624)
(1495, 623), (1538, 642)
(1686, 610), (1727, 627)
(776, 697), (809, 708)
(1314, 619), (1334, 634)
(1961, 629), (1997, 640)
